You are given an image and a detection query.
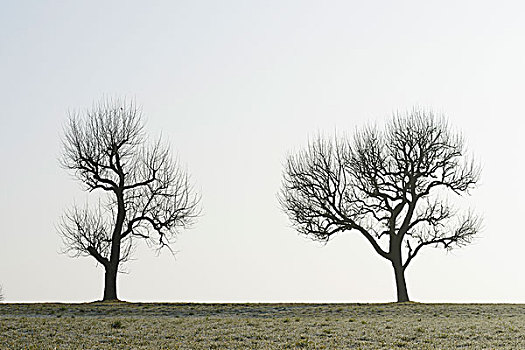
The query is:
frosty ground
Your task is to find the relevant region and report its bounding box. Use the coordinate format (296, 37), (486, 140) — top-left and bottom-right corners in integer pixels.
(1, 303), (523, 349)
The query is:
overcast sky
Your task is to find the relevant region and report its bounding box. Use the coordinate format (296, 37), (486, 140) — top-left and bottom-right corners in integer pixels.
(1, 0), (524, 303)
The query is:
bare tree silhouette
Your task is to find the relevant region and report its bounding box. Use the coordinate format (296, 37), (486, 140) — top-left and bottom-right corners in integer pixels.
(59, 98), (200, 301)
(279, 108), (481, 302)
(0, 285), (4, 301)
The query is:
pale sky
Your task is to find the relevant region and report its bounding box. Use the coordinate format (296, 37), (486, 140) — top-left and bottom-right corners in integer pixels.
(1, 0), (524, 303)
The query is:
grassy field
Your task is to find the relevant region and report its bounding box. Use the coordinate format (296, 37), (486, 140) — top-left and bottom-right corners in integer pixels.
(1, 302), (524, 349)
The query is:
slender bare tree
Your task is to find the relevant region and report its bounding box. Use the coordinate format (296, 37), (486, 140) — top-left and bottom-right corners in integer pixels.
(59, 98), (200, 301)
(279, 108), (481, 302)
(0, 285), (4, 301)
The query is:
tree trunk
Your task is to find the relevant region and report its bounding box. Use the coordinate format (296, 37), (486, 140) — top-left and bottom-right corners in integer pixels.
(103, 187), (124, 302)
(392, 262), (409, 302)
(103, 264), (119, 301)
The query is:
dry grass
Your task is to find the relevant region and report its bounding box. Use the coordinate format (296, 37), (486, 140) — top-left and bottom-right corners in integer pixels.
(1, 302), (524, 349)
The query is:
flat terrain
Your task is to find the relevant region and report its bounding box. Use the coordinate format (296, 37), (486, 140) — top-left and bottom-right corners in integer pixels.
(1, 303), (524, 349)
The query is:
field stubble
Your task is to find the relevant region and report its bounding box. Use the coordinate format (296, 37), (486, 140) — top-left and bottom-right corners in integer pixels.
(1, 303), (524, 349)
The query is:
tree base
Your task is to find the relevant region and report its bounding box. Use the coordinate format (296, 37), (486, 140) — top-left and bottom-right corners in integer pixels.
(100, 298), (122, 303)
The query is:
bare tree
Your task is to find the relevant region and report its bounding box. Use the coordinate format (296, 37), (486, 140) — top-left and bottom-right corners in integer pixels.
(0, 285), (4, 302)
(279, 109), (481, 302)
(59, 98), (200, 301)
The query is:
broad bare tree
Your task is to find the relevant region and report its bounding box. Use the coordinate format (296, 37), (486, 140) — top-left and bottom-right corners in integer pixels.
(280, 109), (481, 302)
(59, 98), (200, 301)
